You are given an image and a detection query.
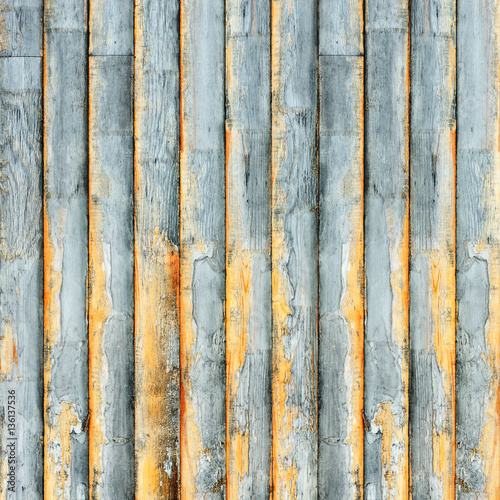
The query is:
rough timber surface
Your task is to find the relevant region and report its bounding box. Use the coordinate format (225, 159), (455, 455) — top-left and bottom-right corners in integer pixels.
(318, 55), (364, 500)
(271, 0), (318, 497)
(456, 0), (500, 497)
(0, 1), (499, 497)
(180, 0), (226, 497)
(88, 55), (134, 500)
(0, 56), (43, 499)
(43, 0), (89, 497)
(225, 0), (272, 498)
(363, 0), (410, 498)
(134, 0), (180, 497)
(0, 0), (42, 56)
(409, 1), (456, 498)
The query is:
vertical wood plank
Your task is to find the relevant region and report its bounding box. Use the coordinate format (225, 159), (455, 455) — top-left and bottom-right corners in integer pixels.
(179, 0), (226, 497)
(456, 0), (500, 497)
(0, 0), (42, 56)
(43, 0), (89, 498)
(317, 1), (364, 498)
(318, 56), (364, 499)
(88, 1), (134, 497)
(134, 0), (180, 497)
(225, 0), (271, 498)
(271, 0), (318, 497)
(0, 56), (43, 498)
(409, 1), (456, 498)
(363, 1), (410, 498)
(88, 55), (134, 499)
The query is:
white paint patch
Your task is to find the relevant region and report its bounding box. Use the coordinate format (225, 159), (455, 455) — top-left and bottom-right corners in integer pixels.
(163, 448), (173, 478)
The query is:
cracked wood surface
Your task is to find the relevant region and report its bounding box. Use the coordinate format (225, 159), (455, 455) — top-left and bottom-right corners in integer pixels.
(363, 1), (410, 498)
(0, 0), (499, 498)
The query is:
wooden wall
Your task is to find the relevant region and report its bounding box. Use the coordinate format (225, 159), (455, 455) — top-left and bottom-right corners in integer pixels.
(0, 0), (499, 498)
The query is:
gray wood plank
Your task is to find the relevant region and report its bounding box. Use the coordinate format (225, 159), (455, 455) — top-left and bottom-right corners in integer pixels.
(179, 0), (226, 497)
(89, 0), (133, 55)
(88, 55), (134, 500)
(364, 1), (410, 498)
(134, 0), (180, 496)
(456, 0), (500, 496)
(319, 0), (363, 55)
(0, 0), (42, 56)
(0, 56), (43, 499)
(43, 1), (89, 497)
(225, 0), (271, 497)
(409, 1), (456, 498)
(318, 55), (364, 500)
(271, 0), (318, 497)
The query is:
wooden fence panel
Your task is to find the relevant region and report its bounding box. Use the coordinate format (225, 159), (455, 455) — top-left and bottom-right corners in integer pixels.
(0, 0), (498, 497)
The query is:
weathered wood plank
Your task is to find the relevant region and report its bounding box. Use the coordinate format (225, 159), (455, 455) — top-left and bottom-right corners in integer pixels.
(89, 0), (133, 55)
(456, 0), (500, 497)
(134, 0), (180, 497)
(179, 0), (226, 497)
(318, 55), (364, 500)
(271, 0), (318, 497)
(363, 1), (410, 498)
(226, 0), (271, 498)
(88, 55), (134, 499)
(319, 0), (363, 56)
(0, 0), (42, 56)
(409, 1), (456, 498)
(0, 56), (43, 498)
(43, 1), (89, 498)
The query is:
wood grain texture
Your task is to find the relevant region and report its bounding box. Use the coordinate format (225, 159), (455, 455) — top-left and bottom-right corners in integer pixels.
(319, 0), (363, 56)
(0, 56), (43, 499)
(0, 0), (42, 56)
(88, 55), (134, 500)
(43, 1), (89, 498)
(89, 0), (133, 56)
(271, 0), (318, 497)
(456, 0), (500, 497)
(409, 1), (456, 498)
(318, 2), (364, 497)
(134, 0), (180, 497)
(318, 56), (364, 500)
(363, 1), (410, 498)
(179, 0), (226, 497)
(225, 0), (271, 498)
